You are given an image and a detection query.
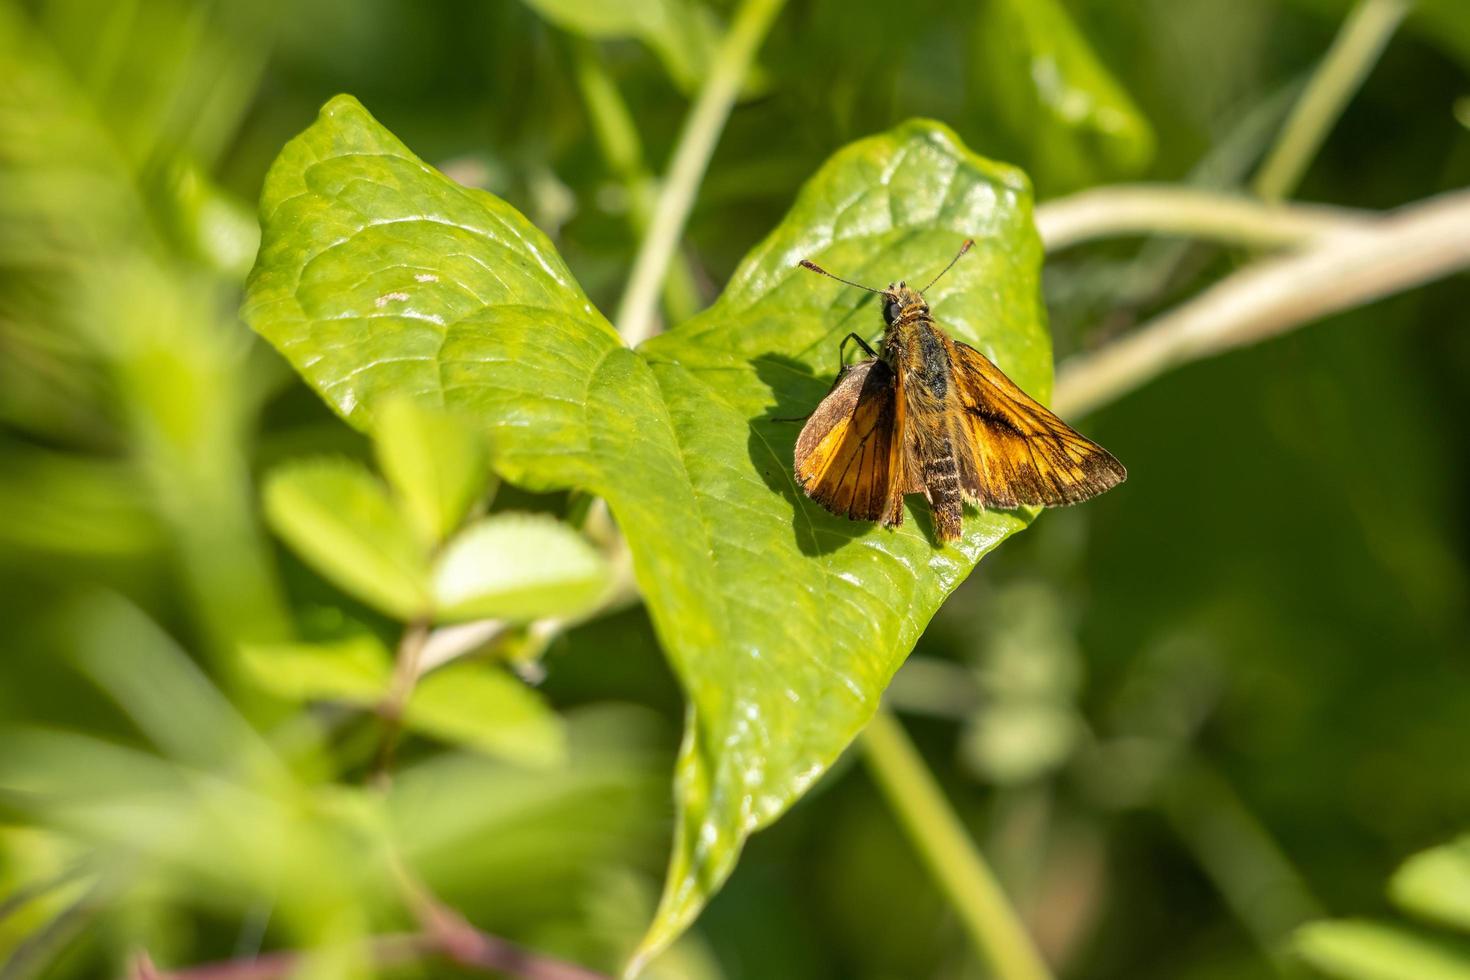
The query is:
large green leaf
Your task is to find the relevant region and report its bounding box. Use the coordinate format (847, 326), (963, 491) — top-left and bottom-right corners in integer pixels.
(246, 95), (1046, 970)
(971, 0), (1154, 195)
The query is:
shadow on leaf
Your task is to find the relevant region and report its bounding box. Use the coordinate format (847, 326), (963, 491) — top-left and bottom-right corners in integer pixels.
(748, 353), (875, 557)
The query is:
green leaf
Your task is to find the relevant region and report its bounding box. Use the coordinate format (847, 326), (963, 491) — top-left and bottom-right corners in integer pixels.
(432, 513), (609, 622)
(519, 0), (757, 96)
(263, 458), (430, 620)
(238, 635), (393, 705)
(971, 0), (1154, 195)
(1392, 837), (1470, 933)
(405, 662), (566, 768)
(246, 95), (1047, 969)
(159, 160), (261, 280)
(374, 396), (494, 546)
(1296, 920), (1470, 980)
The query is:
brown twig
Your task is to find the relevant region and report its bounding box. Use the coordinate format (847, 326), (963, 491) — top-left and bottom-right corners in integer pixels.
(1052, 188), (1470, 418)
(129, 926), (610, 980)
(131, 935), (429, 980)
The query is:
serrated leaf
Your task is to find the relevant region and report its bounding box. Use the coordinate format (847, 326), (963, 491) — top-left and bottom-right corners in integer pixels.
(1392, 837), (1470, 933)
(246, 95), (1047, 970)
(432, 513), (609, 622)
(972, 0), (1154, 195)
(374, 396), (493, 546)
(263, 458), (430, 620)
(238, 635), (393, 705)
(405, 662), (566, 768)
(1296, 920), (1470, 980)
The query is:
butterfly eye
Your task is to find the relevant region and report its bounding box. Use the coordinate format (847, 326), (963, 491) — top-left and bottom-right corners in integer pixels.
(882, 294), (903, 324)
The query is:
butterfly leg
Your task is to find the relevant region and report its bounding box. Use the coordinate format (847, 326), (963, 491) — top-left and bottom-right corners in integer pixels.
(837, 332), (879, 376)
(773, 333), (881, 422)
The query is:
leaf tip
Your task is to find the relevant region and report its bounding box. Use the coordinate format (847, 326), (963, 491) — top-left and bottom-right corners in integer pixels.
(319, 93), (369, 123)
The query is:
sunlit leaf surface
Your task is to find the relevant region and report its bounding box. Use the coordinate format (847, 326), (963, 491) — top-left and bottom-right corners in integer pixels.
(432, 513), (610, 621)
(246, 95), (1048, 968)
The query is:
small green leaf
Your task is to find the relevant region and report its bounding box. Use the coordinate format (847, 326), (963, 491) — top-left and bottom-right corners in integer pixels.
(247, 96), (1047, 969)
(432, 513), (609, 622)
(972, 0), (1154, 195)
(238, 635), (393, 705)
(1296, 920), (1470, 980)
(405, 662), (566, 768)
(374, 396), (493, 546)
(1392, 838), (1470, 933)
(160, 160), (261, 281)
(263, 458), (430, 620)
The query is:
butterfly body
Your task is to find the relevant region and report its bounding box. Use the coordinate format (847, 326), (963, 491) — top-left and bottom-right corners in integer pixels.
(794, 250), (1126, 545)
(882, 286), (969, 540)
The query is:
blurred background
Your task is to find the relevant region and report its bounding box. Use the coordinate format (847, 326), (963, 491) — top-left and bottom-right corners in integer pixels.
(1, 0), (1468, 978)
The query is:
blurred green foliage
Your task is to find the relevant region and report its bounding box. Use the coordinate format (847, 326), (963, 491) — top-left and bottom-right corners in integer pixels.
(1, 0), (1468, 978)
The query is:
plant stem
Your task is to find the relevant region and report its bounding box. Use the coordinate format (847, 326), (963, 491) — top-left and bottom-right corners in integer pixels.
(1052, 188), (1470, 418)
(1161, 757), (1324, 974)
(372, 618), (431, 781)
(613, 0), (786, 345)
(860, 709), (1054, 980)
(130, 928), (609, 980)
(567, 39), (702, 325)
(1252, 0), (1409, 200)
(1034, 185), (1371, 253)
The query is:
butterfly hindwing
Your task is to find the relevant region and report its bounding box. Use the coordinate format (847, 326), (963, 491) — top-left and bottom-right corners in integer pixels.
(793, 359), (906, 525)
(950, 340), (1126, 508)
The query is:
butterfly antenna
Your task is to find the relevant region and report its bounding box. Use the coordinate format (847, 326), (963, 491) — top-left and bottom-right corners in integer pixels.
(798, 259), (884, 294)
(920, 239), (974, 294)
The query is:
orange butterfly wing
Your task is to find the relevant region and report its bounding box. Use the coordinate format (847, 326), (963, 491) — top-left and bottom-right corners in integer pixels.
(793, 359), (906, 525)
(950, 340), (1126, 508)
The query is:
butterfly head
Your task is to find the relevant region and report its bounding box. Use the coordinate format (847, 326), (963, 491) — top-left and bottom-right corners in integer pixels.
(797, 238), (973, 327)
(881, 283), (928, 327)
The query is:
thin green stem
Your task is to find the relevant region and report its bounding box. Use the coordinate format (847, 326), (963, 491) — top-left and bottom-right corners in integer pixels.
(1035, 184), (1371, 253)
(614, 0), (786, 345)
(1161, 757), (1324, 973)
(1252, 0), (1409, 200)
(567, 38), (701, 326)
(861, 709), (1054, 980)
(568, 38), (644, 183)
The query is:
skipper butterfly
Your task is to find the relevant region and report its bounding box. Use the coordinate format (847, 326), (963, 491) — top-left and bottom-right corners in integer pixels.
(794, 241), (1126, 543)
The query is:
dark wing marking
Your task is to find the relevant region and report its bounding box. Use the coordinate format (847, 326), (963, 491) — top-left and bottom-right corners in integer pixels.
(950, 341), (1126, 508)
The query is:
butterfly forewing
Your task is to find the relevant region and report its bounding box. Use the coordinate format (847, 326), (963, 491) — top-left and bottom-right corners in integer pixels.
(950, 340), (1126, 508)
(794, 360), (906, 525)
